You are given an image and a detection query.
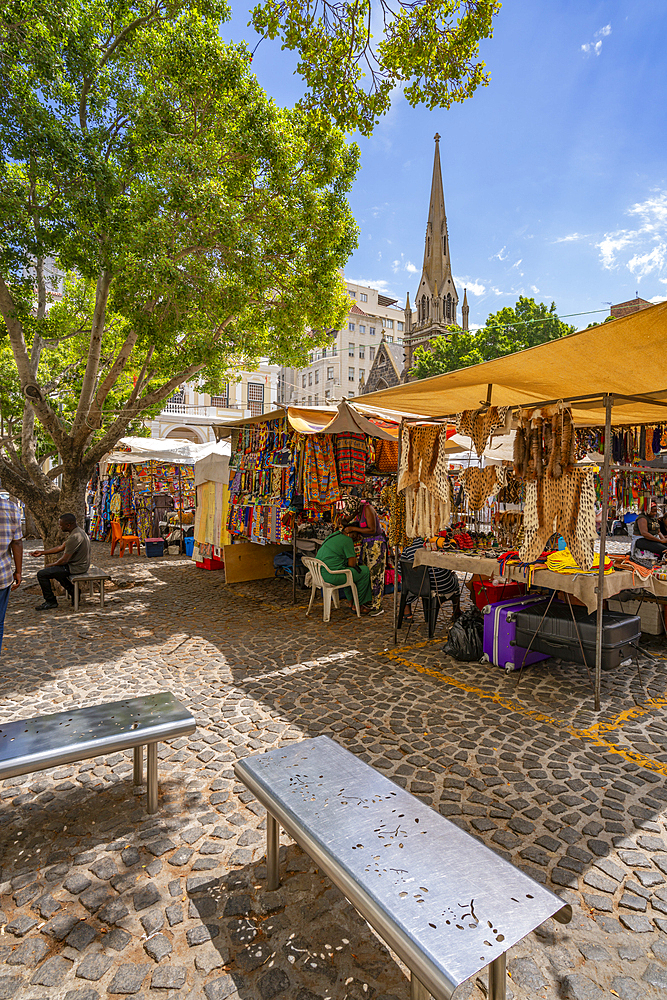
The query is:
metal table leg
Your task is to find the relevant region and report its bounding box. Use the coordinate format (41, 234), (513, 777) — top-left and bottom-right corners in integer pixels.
(488, 952), (506, 1000)
(73, 583), (79, 612)
(410, 973), (430, 1000)
(267, 813), (280, 890)
(133, 745), (143, 785)
(147, 742), (158, 813)
(100, 579), (105, 608)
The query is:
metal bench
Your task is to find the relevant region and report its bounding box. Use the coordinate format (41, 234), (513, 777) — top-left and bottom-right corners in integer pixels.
(70, 567), (111, 611)
(235, 736), (571, 1000)
(0, 692), (195, 814)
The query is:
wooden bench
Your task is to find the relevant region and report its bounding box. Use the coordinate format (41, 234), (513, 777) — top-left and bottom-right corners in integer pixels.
(0, 692), (195, 814)
(235, 736), (571, 1000)
(70, 567), (111, 611)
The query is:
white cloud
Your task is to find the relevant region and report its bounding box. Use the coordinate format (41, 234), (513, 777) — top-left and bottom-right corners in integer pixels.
(391, 254), (419, 276)
(553, 232), (588, 243)
(492, 246), (508, 261)
(596, 191), (667, 282)
(406, 261), (418, 274)
(582, 24), (610, 56)
(454, 276), (486, 296)
(649, 295), (667, 304)
(530, 285), (540, 293)
(512, 259), (523, 269)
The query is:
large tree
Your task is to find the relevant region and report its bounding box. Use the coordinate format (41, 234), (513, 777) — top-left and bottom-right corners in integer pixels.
(0, 1), (359, 543)
(409, 297), (576, 379)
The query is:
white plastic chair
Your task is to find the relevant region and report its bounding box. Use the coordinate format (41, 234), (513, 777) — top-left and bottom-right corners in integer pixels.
(302, 556), (361, 623)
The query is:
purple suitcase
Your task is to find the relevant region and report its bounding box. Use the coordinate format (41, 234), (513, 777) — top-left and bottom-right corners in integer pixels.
(481, 595), (551, 673)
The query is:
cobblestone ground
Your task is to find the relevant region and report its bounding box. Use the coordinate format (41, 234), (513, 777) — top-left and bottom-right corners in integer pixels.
(1, 543), (667, 1000)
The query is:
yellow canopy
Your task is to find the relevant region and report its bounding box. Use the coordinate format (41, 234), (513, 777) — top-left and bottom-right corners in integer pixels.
(359, 300), (667, 426)
(213, 406), (337, 438)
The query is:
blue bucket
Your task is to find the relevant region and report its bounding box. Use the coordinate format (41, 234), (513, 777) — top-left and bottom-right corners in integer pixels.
(185, 536), (195, 558)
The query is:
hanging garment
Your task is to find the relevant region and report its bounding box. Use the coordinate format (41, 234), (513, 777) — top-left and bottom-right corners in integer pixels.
(405, 484), (451, 539)
(382, 482), (409, 547)
(456, 407), (510, 456)
(519, 468), (597, 570)
(360, 535), (388, 612)
(302, 435), (341, 508)
(398, 424), (440, 492)
(458, 466), (507, 511)
(375, 438), (399, 475)
(334, 432), (367, 486)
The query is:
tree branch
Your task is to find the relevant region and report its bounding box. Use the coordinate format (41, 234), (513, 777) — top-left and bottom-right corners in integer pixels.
(88, 328), (138, 427)
(71, 270), (111, 445)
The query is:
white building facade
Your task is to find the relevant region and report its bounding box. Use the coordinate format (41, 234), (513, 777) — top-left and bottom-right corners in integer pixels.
(148, 364), (280, 443)
(277, 281), (405, 406)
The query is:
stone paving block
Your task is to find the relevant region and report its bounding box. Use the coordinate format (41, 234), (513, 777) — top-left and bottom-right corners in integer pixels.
(106, 928), (132, 952)
(561, 972), (608, 999)
(0, 976), (23, 999)
(643, 962), (667, 989)
(151, 964), (187, 989)
(66, 921), (97, 951)
(204, 975), (241, 1000)
(106, 963), (150, 993)
(144, 932), (172, 962)
(75, 953), (114, 980)
(6, 935), (50, 966)
(30, 955), (73, 986)
(132, 883), (160, 910)
(618, 912), (653, 932)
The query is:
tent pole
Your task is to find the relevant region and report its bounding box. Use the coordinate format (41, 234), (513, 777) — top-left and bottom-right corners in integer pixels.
(595, 394), (613, 712)
(393, 419), (403, 645)
(292, 532), (297, 605)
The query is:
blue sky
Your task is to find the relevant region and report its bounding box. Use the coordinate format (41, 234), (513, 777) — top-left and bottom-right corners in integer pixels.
(224, 0), (667, 329)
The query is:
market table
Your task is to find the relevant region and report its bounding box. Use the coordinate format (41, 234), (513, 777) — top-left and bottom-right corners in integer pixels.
(413, 549), (667, 615)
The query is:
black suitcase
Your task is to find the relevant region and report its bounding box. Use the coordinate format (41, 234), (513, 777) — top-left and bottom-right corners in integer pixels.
(514, 601), (641, 670)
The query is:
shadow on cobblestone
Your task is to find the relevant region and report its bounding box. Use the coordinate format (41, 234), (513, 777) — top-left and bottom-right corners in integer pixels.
(1, 544), (667, 998)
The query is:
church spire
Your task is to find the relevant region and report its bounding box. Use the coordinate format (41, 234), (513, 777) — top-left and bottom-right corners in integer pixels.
(414, 134), (458, 328)
(462, 288), (469, 332)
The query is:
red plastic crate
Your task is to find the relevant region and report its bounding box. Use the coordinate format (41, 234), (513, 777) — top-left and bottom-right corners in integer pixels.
(472, 579), (525, 610)
(195, 556), (225, 571)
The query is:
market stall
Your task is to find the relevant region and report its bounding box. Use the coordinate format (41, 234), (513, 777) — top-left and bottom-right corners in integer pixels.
(214, 402), (400, 597)
(355, 300), (667, 709)
(89, 437), (229, 553)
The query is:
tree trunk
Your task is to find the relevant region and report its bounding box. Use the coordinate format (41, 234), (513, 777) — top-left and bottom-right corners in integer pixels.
(24, 506), (40, 539)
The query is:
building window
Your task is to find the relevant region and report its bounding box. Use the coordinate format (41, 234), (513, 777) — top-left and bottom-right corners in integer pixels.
(348, 342), (355, 356)
(327, 366), (334, 380)
(211, 383), (229, 407)
(359, 324), (365, 334)
(308, 395), (312, 405)
(359, 345), (365, 359)
(247, 381), (264, 417)
(359, 369), (365, 381)
(360, 293), (367, 302)
(397, 321), (404, 332)
(348, 322), (355, 331)
(348, 389), (355, 397)
(369, 346), (375, 360)
(332, 345), (338, 356)
(314, 393), (319, 405)
(397, 338), (403, 345)
(386, 319), (394, 329)
(348, 289), (356, 298)
(302, 375), (306, 388)
(308, 372), (312, 386)
(322, 348), (327, 358)
(314, 370), (319, 384)
(348, 367), (355, 381)
(369, 326), (375, 336)
(387, 335), (394, 343)
(325, 389), (331, 399)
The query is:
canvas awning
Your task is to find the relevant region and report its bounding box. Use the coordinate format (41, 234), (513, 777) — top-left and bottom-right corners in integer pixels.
(357, 300), (667, 426)
(103, 436), (230, 468)
(213, 406), (337, 438)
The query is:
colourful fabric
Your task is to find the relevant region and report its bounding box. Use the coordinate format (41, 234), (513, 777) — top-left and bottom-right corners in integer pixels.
(335, 433), (367, 486)
(302, 435), (341, 509)
(360, 534), (388, 611)
(546, 548), (613, 575)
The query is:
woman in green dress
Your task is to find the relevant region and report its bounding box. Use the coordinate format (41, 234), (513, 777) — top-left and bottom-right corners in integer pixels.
(316, 525), (374, 611)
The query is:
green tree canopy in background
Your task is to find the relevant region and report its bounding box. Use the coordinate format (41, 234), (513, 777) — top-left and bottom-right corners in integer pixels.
(409, 297), (577, 380)
(0, 0), (359, 540)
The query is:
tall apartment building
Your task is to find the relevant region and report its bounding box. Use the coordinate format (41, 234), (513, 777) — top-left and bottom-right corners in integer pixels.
(277, 282), (405, 406)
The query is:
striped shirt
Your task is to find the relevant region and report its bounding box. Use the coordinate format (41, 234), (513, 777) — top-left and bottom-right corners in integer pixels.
(401, 537), (459, 599)
(0, 497), (22, 589)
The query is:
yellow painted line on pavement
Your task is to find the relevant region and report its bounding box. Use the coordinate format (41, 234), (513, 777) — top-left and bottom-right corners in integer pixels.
(380, 647), (667, 778)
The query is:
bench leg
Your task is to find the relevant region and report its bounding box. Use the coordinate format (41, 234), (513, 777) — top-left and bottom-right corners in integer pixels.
(100, 580), (105, 609)
(147, 742), (158, 813)
(133, 745), (143, 786)
(89, 581), (94, 598)
(73, 583), (79, 612)
(410, 974), (430, 1000)
(267, 812), (280, 890)
(488, 952), (506, 1000)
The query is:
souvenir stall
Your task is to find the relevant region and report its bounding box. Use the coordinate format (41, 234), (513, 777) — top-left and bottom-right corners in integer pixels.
(215, 402), (400, 596)
(193, 449), (231, 569)
(89, 437), (229, 554)
(355, 300), (667, 709)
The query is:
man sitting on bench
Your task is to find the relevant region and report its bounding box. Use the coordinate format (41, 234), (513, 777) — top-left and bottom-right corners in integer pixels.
(31, 513), (90, 611)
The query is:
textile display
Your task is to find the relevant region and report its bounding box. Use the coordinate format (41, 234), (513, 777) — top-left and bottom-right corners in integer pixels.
(382, 481), (409, 547)
(360, 535), (388, 612)
(301, 435), (341, 509)
(456, 406), (510, 456)
(405, 483), (451, 539)
(334, 432), (367, 486)
(459, 466), (507, 511)
(519, 468), (597, 570)
(375, 438), (399, 475)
